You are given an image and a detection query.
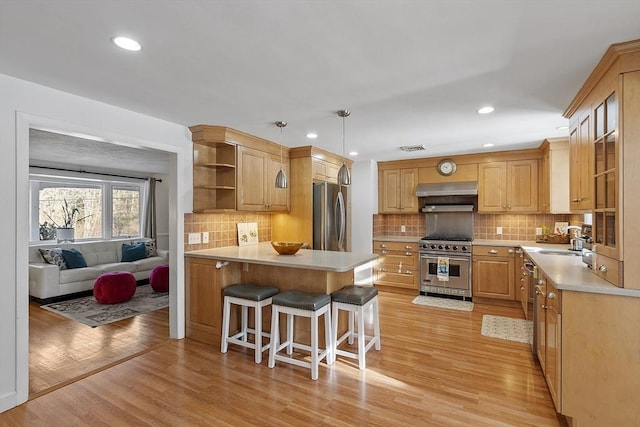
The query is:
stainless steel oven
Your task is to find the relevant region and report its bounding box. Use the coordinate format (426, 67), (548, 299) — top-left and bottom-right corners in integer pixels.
(419, 250), (472, 299)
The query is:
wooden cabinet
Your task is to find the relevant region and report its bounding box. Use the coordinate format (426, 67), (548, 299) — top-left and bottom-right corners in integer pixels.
(472, 245), (516, 300)
(190, 126), (238, 212)
(237, 146), (290, 212)
(569, 113), (593, 212)
(539, 138), (570, 213)
(312, 158), (340, 183)
(544, 280), (562, 412)
(534, 274), (547, 372)
(478, 160), (538, 213)
(372, 240), (418, 293)
(378, 168), (419, 214)
(564, 40), (640, 288)
(185, 257), (241, 346)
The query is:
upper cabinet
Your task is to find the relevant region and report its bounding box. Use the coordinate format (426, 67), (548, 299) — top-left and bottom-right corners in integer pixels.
(312, 158), (340, 183)
(569, 113), (593, 211)
(237, 146), (290, 212)
(190, 126), (238, 212)
(190, 125), (290, 213)
(539, 138), (570, 214)
(563, 39), (640, 288)
(378, 168), (418, 214)
(478, 160), (538, 213)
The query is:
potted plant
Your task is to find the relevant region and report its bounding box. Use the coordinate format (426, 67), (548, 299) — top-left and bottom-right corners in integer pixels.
(45, 199), (91, 242)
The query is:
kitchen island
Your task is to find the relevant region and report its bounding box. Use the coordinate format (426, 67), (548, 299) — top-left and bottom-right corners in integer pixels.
(184, 242), (378, 346)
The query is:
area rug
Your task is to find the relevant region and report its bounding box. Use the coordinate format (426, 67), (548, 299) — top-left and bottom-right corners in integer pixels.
(41, 284), (168, 328)
(481, 315), (533, 344)
(411, 295), (474, 312)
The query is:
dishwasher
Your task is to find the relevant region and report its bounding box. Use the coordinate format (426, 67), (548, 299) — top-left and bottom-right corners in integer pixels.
(522, 255), (537, 355)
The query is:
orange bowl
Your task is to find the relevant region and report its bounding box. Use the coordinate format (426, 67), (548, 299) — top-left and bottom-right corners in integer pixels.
(271, 241), (304, 255)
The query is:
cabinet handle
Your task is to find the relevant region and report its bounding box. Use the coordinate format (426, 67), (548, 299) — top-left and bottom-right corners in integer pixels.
(380, 244), (387, 248)
(520, 286), (524, 290)
(599, 264), (608, 273)
(572, 198), (580, 202)
(405, 252), (412, 256)
(405, 245), (412, 250)
(488, 249), (498, 254)
(547, 291), (556, 299)
(508, 249), (514, 253)
(542, 304), (548, 309)
(381, 250), (388, 255)
(520, 278), (525, 282)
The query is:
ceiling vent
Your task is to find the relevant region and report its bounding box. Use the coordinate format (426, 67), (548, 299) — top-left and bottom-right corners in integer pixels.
(399, 144), (425, 152)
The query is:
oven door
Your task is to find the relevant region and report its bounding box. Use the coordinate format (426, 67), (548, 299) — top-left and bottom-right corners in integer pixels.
(419, 254), (471, 297)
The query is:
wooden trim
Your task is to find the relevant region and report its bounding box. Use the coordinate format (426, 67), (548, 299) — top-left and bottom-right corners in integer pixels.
(189, 125), (288, 157)
(289, 145), (351, 167)
(564, 39), (640, 118)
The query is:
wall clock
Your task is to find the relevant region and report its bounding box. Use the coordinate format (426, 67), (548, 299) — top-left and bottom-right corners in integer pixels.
(437, 159), (457, 176)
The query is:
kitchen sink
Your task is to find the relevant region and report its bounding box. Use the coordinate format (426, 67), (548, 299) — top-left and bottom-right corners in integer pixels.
(537, 250), (581, 256)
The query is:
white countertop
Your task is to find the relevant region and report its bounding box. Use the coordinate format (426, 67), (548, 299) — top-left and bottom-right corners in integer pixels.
(185, 242), (378, 273)
(373, 235), (422, 243)
(522, 246), (640, 298)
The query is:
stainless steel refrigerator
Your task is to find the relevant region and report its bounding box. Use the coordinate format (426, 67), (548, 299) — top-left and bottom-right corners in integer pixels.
(313, 182), (349, 251)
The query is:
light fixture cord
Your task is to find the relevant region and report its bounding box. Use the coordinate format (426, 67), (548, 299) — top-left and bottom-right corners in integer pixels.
(342, 114), (346, 161)
(280, 126), (283, 167)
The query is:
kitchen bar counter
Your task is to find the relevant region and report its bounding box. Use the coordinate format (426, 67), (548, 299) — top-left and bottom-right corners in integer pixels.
(185, 242), (378, 272)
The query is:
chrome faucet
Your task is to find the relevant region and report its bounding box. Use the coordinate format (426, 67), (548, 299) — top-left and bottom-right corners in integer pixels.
(565, 225), (582, 238)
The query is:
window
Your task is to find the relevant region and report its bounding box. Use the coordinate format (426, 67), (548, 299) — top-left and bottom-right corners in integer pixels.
(30, 170), (147, 242)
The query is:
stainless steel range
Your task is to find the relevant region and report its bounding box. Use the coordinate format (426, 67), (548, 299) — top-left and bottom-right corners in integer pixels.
(419, 204), (474, 300)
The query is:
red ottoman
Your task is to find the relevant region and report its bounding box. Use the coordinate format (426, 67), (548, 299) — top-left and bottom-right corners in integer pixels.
(150, 264), (169, 292)
(93, 271), (137, 304)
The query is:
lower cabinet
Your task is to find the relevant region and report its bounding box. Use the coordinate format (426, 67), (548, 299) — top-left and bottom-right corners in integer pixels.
(185, 257), (241, 346)
(472, 245), (517, 300)
(373, 240), (418, 293)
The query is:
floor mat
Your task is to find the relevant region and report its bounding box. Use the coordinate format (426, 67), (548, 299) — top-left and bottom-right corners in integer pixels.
(411, 295), (474, 311)
(481, 315), (533, 344)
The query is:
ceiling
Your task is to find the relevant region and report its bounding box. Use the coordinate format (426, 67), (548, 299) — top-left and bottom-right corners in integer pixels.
(2, 1), (640, 165)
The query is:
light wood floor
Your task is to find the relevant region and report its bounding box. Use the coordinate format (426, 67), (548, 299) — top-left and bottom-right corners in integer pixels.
(28, 300), (170, 398)
(5, 292), (565, 426)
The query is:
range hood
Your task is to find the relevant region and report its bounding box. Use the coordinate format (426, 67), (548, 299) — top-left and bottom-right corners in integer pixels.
(416, 181), (478, 197)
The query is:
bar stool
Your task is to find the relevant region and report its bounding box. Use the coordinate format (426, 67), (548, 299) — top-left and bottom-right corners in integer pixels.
(268, 290), (333, 380)
(221, 283), (279, 363)
(331, 285), (381, 370)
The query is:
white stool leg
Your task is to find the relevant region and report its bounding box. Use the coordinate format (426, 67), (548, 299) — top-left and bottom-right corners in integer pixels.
(373, 297), (381, 351)
(254, 301), (263, 363)
(268, 305), (279, 368)
(241, 305), (248, 342)
(221, 296), (231, 353)
(311, 311), (319, 380)
(348, 311), (355, 344)
(286, 313), (294, 355)
(331, 303), (339, 365)
(325, 306), (333, 365)
(357, 305), (366, 370)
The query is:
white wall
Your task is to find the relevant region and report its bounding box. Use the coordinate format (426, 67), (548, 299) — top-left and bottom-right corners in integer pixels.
(0, 73), (192, 412)
(351, 159), (378, 253)
(154, 174), (171, 250)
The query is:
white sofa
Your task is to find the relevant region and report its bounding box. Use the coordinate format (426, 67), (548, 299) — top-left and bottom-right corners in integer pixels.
(29, 238), (169, 301)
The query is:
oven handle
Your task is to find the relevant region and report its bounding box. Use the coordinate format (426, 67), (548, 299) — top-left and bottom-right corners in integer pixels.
(420, 254), (470, 263)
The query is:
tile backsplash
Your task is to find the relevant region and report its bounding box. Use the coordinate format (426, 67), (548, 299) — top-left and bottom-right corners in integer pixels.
(373, 213), (584, 241)
(184, 212), (272, 251)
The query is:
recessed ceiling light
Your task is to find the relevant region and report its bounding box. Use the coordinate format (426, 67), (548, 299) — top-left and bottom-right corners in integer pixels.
(349, 151), (358, 156)
(483, 143), (495, 148)
(477, 106), (495, 114)
(112, 36), (142, 51)
(306, 132), (318, 139)
(556, 125), (569, 130)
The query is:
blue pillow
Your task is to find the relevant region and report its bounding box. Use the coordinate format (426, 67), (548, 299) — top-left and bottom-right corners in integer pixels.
(122, 242), (147, 262)
(61, 248), (88, 269)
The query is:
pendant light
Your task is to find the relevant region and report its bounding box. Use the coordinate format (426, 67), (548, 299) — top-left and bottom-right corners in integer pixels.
(337, 109), (352, 186)
(275, 121), (288, 189)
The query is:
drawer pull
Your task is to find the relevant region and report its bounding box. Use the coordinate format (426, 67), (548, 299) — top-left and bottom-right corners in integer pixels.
(405, 252), (412, 256)
(380, 244), (387, 248)
(381, 250), (387, 255)
(508, 249), (514, 253)
(405, 245), (413, 250)
(547, 291), (556, 299)
(599, 264), (608, 273)
(488, 249), (498, 254)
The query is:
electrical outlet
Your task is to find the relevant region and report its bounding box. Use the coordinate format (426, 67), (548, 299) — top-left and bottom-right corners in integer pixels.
(400, 225), (406, 233)
(535, 227), (543, 235)
(496, 227), (503, 235)
(188, 232), (201, 244)
(202, 232), (209, 244)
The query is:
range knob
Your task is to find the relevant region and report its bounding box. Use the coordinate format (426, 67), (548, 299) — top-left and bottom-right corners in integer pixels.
(445, 245), (450, 250)
(431, 244), (436, 250)
(438, 245), (444, 250)
(452, 245), (458, 250)
(422, 244), (428, 250)
(461, 246), (468, 251)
